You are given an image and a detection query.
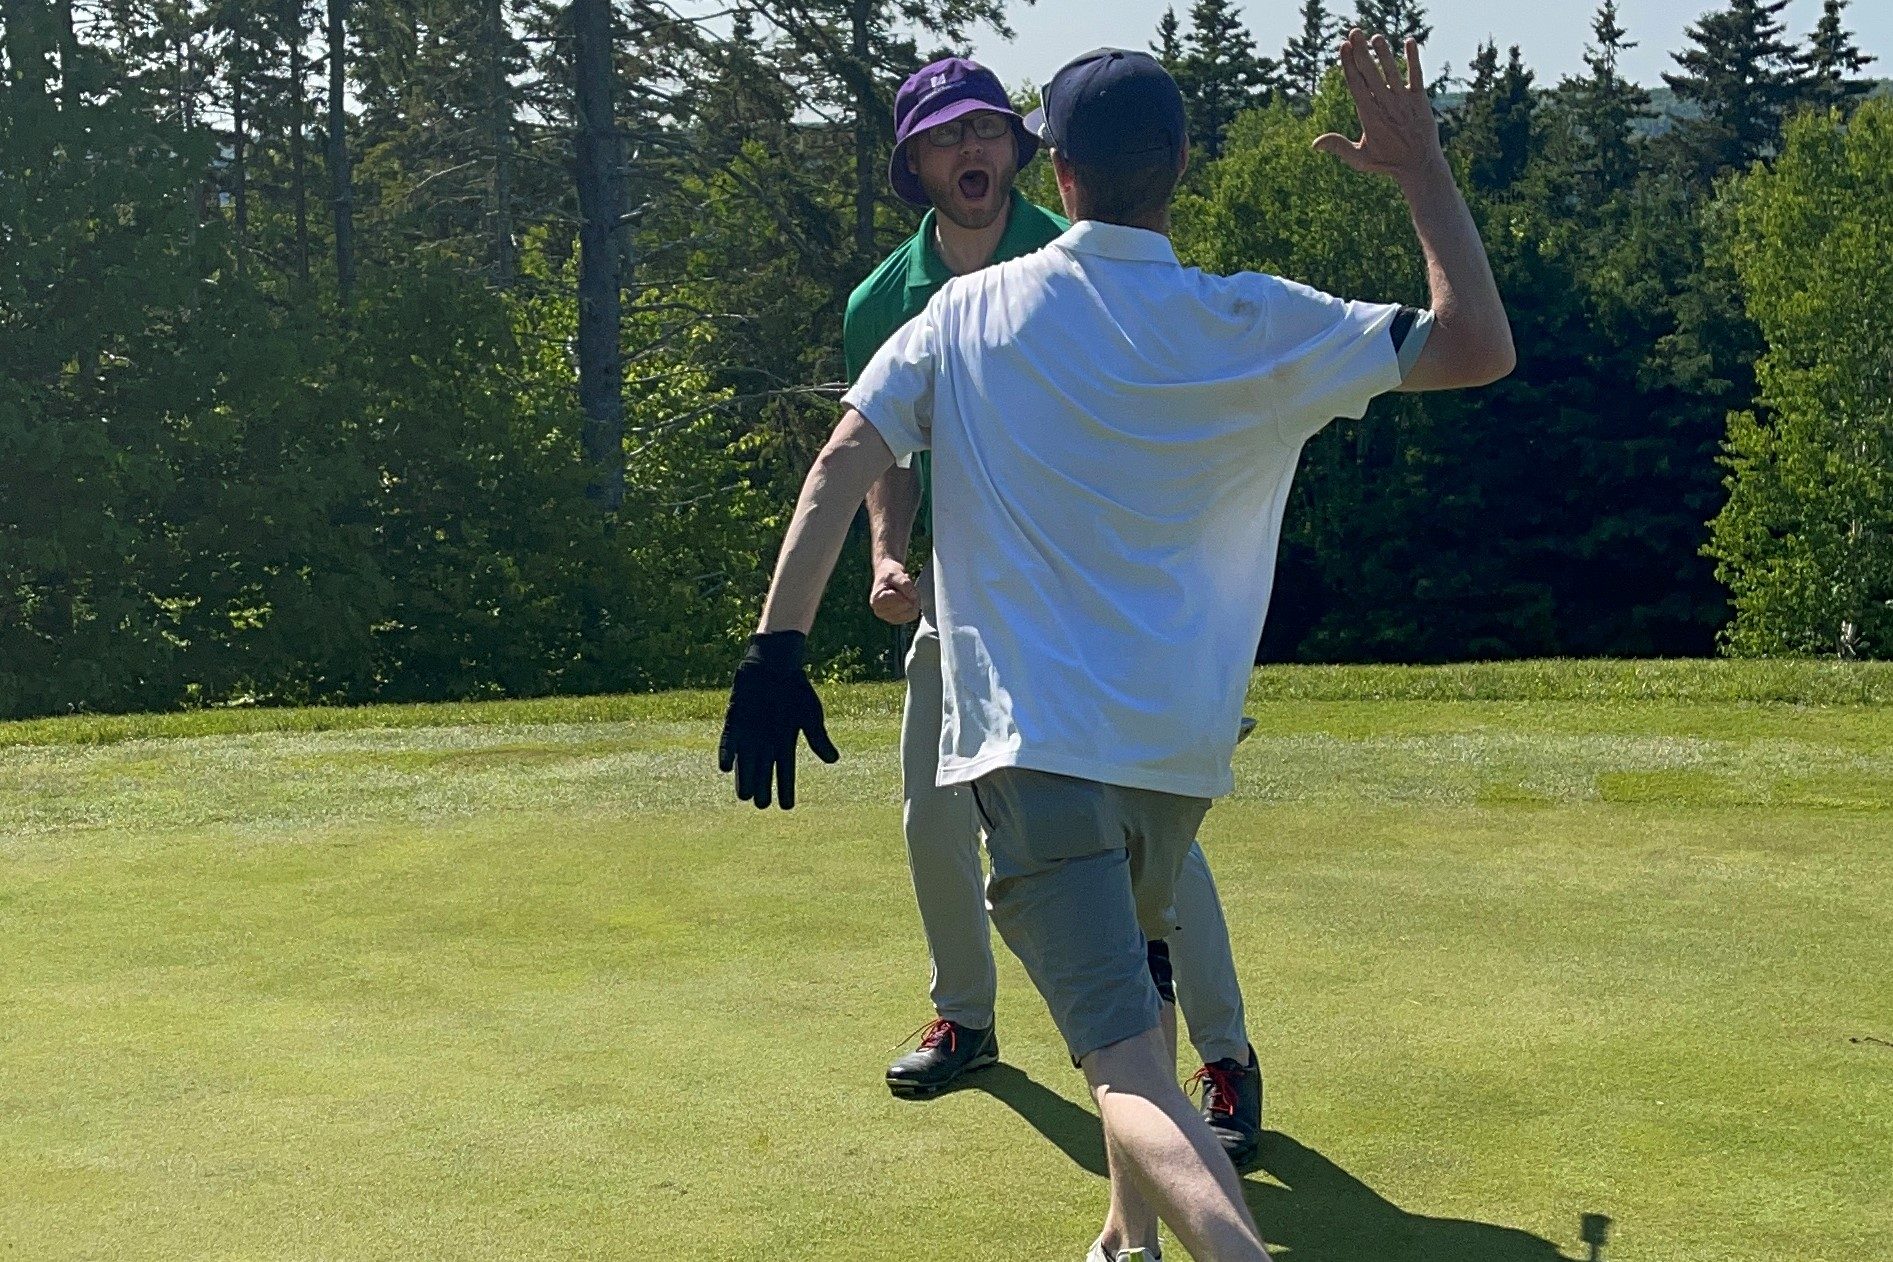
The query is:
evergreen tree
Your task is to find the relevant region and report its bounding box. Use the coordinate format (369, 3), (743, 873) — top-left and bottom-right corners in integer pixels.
(1177, 0), (1276, 160)
(1798, 0), (1875, 115)
(75, 1), (205, 121)
(1351, 0), (1430, 45)
(1455, 40), (1500, 126)
(346, 0), (540, 275)
(326, 0), (355, 307)
(482, 0), (516, 283)
(1453, 41), (1537, 194)
(1153, 5), (1184, 71)
(571, 0), (625, 511)
(694, 6), (799, 161)
(1281, 0), (1335, 109)
(283, 0), (313, 287)
(1558, 0), (1653, 197)
(1661, 0), (1803, 182)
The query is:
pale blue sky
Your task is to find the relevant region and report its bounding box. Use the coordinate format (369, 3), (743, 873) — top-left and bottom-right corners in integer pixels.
(965, 1), (1888, 93)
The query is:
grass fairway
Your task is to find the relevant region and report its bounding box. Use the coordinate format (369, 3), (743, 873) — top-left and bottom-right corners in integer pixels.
(3, 662), (1891, 1261)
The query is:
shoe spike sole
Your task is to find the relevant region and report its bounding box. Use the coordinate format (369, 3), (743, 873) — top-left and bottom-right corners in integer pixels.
(884, 1050), (999, 1097)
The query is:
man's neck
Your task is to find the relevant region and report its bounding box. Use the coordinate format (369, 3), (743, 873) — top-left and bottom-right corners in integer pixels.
(1083, 210), (1170, 236)
(931, 196), (1013, 276)
(1129, 208), (1171, 235)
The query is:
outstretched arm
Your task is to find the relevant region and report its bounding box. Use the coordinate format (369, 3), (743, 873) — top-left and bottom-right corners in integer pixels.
(718, 408), (897, 811)
(726, 295), (933, 809)
(1314, 29), (1515, 391)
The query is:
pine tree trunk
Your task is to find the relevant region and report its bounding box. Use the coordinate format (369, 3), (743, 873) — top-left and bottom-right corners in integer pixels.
(177, 34), (192, 131)
(232, 46), (248, 270)
(573, 0), (625, 512)
(487, 0), (515, 284)
(3, 0), (51, 94)
(290, 9), (310, 288)
(56, 0), (78, 109)
(326, 0), (354, 307)
(851, 0), (875, 263)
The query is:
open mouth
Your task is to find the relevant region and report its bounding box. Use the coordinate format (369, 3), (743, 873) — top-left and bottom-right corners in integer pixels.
(957, 169), (992, 201)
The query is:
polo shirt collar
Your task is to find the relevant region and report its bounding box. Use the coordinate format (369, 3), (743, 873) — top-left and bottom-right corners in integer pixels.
(905, 191), (1041, 292)
(1054, 219), (1178, 265)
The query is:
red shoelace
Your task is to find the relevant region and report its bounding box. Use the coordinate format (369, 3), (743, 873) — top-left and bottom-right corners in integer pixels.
(1187, 1062), (1239, 1117)
(916, 1018), (958, 1053)
(890, 1017), (960, 1055)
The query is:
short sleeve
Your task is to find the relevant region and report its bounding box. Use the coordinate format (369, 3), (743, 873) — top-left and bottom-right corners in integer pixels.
(1260, 276), (1405, 444)
(842, 304), (938, 462)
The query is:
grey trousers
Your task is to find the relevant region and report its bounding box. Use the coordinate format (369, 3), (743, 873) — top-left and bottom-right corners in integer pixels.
(900, 609), (1251, 1065)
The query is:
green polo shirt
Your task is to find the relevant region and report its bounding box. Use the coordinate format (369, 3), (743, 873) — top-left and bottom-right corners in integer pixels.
(843, 193), (1069, 535)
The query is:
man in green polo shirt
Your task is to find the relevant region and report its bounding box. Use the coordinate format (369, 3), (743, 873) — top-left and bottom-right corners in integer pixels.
(849, 55), (1265, 1167)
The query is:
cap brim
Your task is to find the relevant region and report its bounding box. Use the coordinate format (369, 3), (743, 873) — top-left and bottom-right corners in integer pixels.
(909, 96), (1017, 138)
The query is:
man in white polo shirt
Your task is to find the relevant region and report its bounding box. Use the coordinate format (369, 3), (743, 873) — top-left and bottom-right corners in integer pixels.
(717, 30), (1513, 1262)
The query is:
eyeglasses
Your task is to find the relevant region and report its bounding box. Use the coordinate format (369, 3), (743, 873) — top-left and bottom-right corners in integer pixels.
(923, 112), (1012, 148)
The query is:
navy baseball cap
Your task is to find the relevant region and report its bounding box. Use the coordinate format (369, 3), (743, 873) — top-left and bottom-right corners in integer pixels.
(889, 57), (1040, 207)
(1025, 49), (1187, 166)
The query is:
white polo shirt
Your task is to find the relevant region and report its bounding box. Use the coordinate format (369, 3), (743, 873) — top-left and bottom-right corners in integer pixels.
(845, 219), (1423, 799)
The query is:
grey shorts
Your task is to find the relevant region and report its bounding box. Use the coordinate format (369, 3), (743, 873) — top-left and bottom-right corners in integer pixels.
(970, 767), (1212, 1064)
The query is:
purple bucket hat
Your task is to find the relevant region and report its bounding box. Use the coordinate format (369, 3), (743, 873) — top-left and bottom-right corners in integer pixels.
(889, 56), (1040, 208)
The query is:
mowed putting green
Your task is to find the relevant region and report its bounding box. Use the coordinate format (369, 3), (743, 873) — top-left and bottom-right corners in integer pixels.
(3, 662), (1891, 1261)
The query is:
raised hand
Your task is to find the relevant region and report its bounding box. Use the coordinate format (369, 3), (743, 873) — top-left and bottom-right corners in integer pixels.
(1312, 29), (1447, 187)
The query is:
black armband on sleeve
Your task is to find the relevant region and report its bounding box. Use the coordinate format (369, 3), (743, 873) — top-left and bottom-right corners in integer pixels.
(1389, 306), (1435, 380)
(1390, 306), (1423, 353)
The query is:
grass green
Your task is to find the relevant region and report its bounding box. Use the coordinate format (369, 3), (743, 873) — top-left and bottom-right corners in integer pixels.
(3, 662), (1890, 1260)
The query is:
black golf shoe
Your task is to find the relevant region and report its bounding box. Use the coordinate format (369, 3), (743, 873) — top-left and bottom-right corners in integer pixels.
(886, 1019), (998, 1097)
(1188, 1045), (1264, 1166)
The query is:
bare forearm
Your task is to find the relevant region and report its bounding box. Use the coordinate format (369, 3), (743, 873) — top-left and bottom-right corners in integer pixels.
(865, 465), (922, 566)
(1399, 159), (1514, 382)
(759, 461), (864, 635)
(1313, 31), (1512, 389)
(759, 415), (896, 634)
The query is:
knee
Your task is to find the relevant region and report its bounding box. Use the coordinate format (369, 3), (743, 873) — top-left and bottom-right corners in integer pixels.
(1080, 1025), (1174, 1091)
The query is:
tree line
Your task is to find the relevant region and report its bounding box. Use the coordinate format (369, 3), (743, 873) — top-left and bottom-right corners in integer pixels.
(0, 0), (1887, 720)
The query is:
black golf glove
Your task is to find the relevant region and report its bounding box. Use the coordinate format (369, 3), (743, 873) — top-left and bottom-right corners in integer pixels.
(717, 630), (840, 809)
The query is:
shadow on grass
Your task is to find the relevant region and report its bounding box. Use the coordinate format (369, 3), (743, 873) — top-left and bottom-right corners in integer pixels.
(968, 1064), (1581, 1262)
